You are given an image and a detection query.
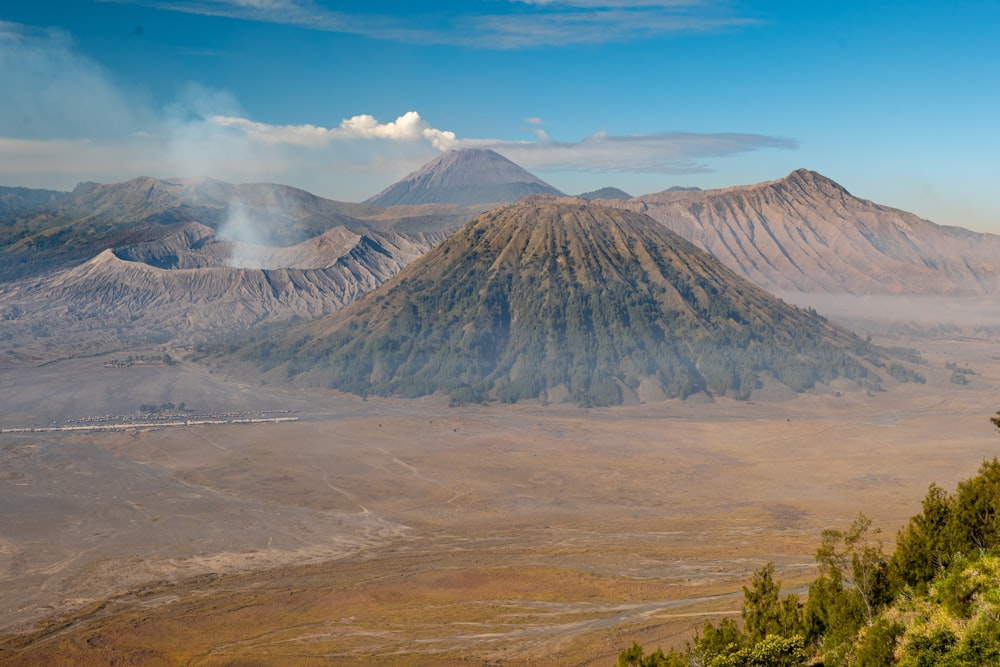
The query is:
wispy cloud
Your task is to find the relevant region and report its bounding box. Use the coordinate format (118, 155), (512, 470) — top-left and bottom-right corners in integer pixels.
(466, 2), (757, 48)
(479, 131), (797, 174)
(97, 0), (439, 44)
(0, 22), (274, 184)
(108, 0), (321, 20)
(99, 0), (758, 47)
(0, 21), (154, 140)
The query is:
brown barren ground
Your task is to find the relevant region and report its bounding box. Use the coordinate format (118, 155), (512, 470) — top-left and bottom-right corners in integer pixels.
(2, 338), (1000, 664)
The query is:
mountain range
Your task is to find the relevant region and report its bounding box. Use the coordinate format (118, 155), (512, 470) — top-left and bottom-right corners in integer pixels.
(0, 176), (477, 283)
(2, 148), (996, 400)
(6, 152), (998, 300)
(0, 174), (481, 352)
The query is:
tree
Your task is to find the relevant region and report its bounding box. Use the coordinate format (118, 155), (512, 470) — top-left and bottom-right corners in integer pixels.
(888, 483), (952, 594)
(945, 457), (1000, 554)
(742, 563), (803, 642)
(803, 568), (865, 664)
(803, 514), (887, 664)
(687, 564), (806, 667)
(885, 554), (1000, 667)
(850, 617), (904, 667)
(990, 410), (1000, 432)
(816, 513), (888, 625)
(889, 457), (1000, 597)
(690, 617), (745, 666)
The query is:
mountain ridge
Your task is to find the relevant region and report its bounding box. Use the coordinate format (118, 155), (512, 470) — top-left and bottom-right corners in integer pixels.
(0, 176), (479, 282)
(618, 169), (1000, 297)
(0, 222), (447, 352)
(578, 186), (632, 201)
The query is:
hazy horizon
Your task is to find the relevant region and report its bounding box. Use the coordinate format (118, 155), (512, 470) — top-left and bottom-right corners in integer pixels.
(2, 2), (999, 233)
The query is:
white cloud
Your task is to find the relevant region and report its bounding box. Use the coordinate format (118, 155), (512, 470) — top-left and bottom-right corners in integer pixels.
(99, 0), (435, 44)
(208, 112), (457, 150)
(121, 0), (319, 18)
(222, 0), (296, 8)
(339, 112), (458, 149)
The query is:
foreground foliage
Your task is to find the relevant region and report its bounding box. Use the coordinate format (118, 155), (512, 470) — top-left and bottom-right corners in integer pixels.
(619, 415), (1000, 666)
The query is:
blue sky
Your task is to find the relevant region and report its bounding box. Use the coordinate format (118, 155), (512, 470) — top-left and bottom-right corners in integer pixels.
(1, 1), (999, 231)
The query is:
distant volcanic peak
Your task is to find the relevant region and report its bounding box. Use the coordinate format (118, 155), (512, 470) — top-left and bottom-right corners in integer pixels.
(578, 186), (633, 201)
(777, 168), (850, 195)
(273, 200), (876, 406)
(363, 148), (563, 207)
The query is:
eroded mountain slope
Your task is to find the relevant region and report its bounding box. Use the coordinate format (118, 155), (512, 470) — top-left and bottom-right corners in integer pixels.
(621, 170), (1000, 296)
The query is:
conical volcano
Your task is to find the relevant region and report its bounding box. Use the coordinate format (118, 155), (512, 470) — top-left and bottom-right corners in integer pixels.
(262, 200), (880, 405)
(363, 148), (563, 206)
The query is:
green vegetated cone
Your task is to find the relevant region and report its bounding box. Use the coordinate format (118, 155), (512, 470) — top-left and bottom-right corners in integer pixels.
(255, 199), (881, 406)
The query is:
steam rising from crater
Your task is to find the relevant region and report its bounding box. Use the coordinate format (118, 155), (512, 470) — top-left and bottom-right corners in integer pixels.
(218, 198), (275, 269)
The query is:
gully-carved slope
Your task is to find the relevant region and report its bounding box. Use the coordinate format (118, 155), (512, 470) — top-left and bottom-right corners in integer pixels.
(249, 200), (882, 405)
(622, 169), (1000, 296)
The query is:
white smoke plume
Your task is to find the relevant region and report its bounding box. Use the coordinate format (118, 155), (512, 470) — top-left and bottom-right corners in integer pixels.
(217, 198), (275, 268)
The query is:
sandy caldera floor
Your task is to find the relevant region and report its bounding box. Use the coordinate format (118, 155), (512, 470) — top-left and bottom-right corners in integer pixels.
(2, 337), (1000, 665)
